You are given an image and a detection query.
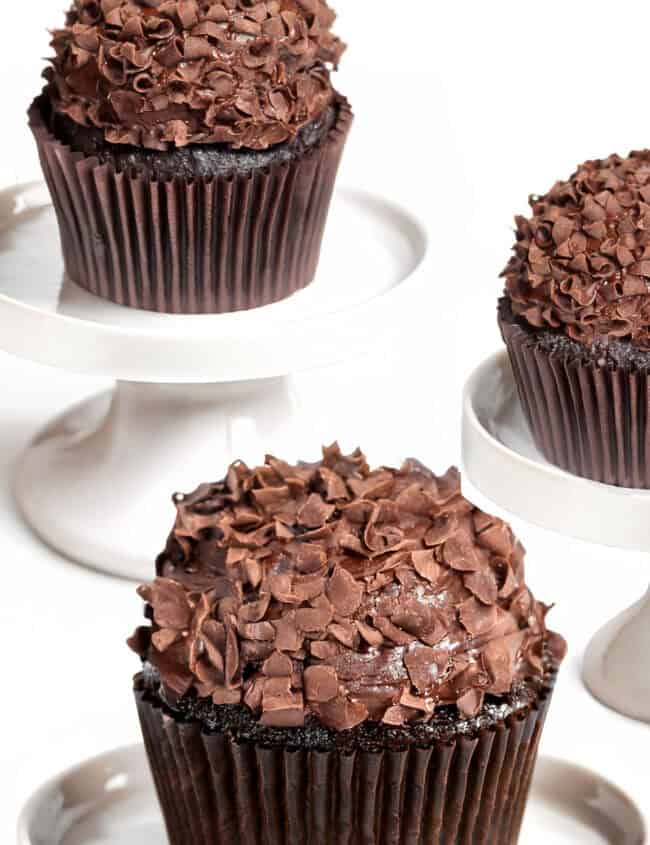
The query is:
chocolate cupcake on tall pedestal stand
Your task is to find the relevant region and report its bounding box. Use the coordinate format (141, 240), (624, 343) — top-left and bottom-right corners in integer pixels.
(9, 0), (435, 586)
(463, 151), (650, 726)
(129, 445), (566, 845)
(30, 0), (352, 313)
(7, 0), (425, 580)
(499, 151), (650, 488)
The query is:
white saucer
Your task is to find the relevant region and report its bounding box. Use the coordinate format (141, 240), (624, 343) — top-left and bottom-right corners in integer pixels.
(0, 183), (427, 383)
(462, 349), (650, 552)
(17, 744), (646, 845)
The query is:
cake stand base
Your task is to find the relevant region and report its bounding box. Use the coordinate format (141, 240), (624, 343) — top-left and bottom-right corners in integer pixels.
(463, 350), (650, 724)
(15, 378), (296, 581)
(583, 588), (650, 723)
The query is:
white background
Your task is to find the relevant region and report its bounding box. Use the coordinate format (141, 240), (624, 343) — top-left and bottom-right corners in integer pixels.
(2, 0), (650, 840)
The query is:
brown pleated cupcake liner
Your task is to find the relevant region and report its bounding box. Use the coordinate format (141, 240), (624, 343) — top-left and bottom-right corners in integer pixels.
(135, 679), (554, 845)
(28, 96), (352, 314)
(499, 306), (650, 488)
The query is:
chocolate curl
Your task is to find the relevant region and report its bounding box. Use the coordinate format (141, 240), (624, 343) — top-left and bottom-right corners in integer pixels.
(135, 674), (555, 845)
(500, 301), (650, 487)
(29, 95), (351, 314)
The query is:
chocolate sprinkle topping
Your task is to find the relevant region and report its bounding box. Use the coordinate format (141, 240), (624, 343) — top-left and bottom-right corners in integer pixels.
(503, 151), (650, 348)
(129, 445), (566, 731)
(45, 0), (345, 150)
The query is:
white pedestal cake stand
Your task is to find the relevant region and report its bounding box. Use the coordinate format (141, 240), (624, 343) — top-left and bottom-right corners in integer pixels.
(0, 182), (427, 582)
(462, 350), (650, 723)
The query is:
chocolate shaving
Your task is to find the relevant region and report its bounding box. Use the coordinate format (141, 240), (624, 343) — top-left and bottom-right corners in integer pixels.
(411, 549), (442, 583)
(457, 689), (484, 719)
(458, 598), (498, 637)
(443, 532), (482, 572)
(298, 493), (336, 528)
(464, 570), (499, 605)
(313, 696), (368, 731)
(404, 645), (449, 694)
(355, 620), (383, 647)
(304, 665), (339, 702)
(150, 578), (192, 630)
(326, 565), (363, 616)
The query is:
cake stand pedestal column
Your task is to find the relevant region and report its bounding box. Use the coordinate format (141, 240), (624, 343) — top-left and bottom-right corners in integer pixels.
(582, 588), (650, 723)
(15, 378), (296, 582)
(462, 349), (650, 723)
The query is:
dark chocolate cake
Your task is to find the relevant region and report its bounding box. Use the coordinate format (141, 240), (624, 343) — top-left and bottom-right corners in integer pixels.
(129, 444), (565, 845)
(499, 150), (650, 487)
(31, 0), (352, 313)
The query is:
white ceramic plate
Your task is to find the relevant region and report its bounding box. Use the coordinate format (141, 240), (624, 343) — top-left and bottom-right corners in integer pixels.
(17, 744), (645, 845)
(462, 350), (650, 552)
(0, 183), (427, 383)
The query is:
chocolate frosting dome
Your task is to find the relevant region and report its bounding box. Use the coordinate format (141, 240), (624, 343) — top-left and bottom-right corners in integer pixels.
(45, 0), (345, 150)
(503, 151), (650, 348)
(129, 445), (565, 732)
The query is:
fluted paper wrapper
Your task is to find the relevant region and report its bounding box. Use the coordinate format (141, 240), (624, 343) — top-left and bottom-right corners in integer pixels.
(28, 98), (352, 314)
(500, 311), (650, 488)
(135, 683), (553, 845)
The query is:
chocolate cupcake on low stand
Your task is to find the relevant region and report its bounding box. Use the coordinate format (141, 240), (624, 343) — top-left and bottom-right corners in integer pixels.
(31, 0), (351, 313)
(129, 444), (566, 845)
(500, 151), (650, 487)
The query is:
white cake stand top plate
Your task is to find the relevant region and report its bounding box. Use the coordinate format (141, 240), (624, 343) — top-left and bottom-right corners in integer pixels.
(0, 183), (427, 383)
(462, 350), (650, 552)
(17, 744), (645, 845)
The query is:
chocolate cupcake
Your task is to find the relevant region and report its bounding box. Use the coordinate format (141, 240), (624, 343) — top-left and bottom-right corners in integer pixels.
(128, 444), (566, 845)
(500, 151), (650, 487)
(31, 0), (351, 313)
